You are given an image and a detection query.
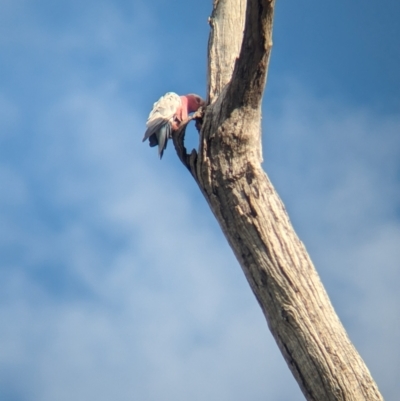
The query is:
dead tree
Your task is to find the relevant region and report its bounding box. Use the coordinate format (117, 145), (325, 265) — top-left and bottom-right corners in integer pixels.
(172, 0), (383, 399)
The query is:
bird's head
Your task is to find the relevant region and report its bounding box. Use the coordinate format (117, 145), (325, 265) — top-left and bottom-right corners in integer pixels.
(185, 94), (206, 113)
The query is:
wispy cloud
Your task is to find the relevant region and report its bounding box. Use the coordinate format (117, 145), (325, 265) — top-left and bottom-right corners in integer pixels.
(0, 1), (399, 400)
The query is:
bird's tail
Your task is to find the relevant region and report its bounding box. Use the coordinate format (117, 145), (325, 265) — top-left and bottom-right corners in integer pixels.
(157, 123), (172, 159)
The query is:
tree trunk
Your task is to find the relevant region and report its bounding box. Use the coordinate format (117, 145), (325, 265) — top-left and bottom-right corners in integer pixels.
(173, 0), (384, 400)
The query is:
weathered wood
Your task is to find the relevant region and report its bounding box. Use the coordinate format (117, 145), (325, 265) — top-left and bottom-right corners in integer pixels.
(174, 0), (384, 399)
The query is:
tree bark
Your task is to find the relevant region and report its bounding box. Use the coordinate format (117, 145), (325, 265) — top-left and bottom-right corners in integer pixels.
(173, 0), (384, 400)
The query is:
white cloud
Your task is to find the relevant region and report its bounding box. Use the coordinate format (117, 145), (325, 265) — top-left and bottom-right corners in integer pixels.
(0, 1), (399, 398)
(0, 80), (302, 400)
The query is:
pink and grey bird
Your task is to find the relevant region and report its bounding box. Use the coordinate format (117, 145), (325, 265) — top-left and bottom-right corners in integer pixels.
(142, 92), (205, 158)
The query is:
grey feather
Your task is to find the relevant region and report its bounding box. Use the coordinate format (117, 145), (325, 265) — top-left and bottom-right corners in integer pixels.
(142, 118), (166, 143)
(157, 123), (172, 158)
(142, 93), (181, 158)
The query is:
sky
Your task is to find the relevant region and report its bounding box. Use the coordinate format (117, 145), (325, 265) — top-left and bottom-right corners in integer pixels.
(0, 0), (399, 400)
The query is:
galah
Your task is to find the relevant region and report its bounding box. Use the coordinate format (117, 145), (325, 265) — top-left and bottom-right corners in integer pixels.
(142, 92), (205, 158)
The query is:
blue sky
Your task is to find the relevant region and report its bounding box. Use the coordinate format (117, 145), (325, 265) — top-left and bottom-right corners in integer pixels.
(0, 1), (399, 400)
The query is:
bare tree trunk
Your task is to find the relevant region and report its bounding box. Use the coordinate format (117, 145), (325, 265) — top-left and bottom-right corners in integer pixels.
(173, 0), (384, 400)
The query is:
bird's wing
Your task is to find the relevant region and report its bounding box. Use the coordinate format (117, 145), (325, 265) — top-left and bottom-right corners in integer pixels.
(157, 123), (172, 158)
(142, 117), (167, 143)
(142, 92), (181, 142)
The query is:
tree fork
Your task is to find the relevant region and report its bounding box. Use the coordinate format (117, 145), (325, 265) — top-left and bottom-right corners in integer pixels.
(173, 0), (383, 399)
